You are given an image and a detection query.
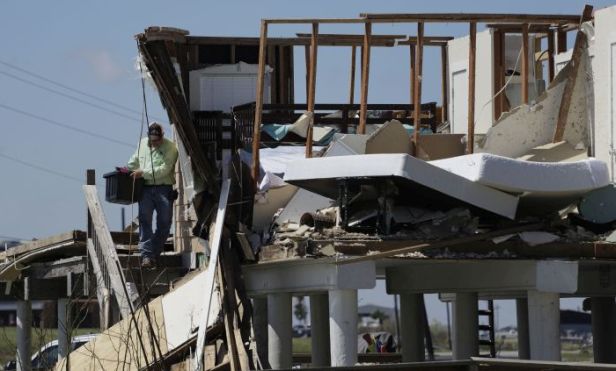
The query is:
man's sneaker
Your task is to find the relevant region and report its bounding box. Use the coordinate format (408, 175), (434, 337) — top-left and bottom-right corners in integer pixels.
(141, 257), (156, 269)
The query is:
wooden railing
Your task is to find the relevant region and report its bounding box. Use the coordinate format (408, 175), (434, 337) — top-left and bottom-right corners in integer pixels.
(83, 185), (137, 325)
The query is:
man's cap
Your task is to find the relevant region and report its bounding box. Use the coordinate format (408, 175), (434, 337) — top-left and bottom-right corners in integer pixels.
(148, 122), (163, 137)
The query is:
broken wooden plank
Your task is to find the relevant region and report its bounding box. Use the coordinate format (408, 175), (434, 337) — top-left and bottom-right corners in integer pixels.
(87, 239), (111, 329)
(0, 231), (85, 260)
(553, 5), (593, 142)
(251, 21), (268, 190)
(358, 22), (372, 134)
(336, 223), (543, 265)
(521, 23), (529, 105)
(466, 22), (476, 154)
(412, 22), (424, 149)
(305, 22), (318, 158)
(194, 179), (230, 371)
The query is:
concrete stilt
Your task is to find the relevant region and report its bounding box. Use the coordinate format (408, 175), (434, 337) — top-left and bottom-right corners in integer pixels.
(57, 298), (70, 363)
(516, 298), (530, 360)
(591, 297), (616, 363)
(527, 290), (560, 361)
(267, 293), (292, 369)
(329, 289), (358, 367)
(16, 300), (32, 371)
(253, 297), (269, 368)
(452, 292), (478, 360)
(310, 294), (330, 367)
(400, 293), (425, 362)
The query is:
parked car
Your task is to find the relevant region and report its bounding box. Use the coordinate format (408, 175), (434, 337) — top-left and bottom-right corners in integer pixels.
(4, 333), (98, 370)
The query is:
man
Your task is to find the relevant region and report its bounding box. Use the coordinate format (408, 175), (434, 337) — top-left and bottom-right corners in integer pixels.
(127, 122), (178, 268)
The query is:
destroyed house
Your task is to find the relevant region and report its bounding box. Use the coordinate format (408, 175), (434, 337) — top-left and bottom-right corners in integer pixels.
(7, 5), (616, 371)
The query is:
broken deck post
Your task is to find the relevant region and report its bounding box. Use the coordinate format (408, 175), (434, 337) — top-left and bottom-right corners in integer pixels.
(412, 22), (424, 151)
(252, 20), (268, 191)
(516, 298), (530, 359)
(349, 45), (356, 106)
(267, 292), (292, 369)
(410, 44), (415, 109)
(16, 300), (32, 371)
(329, 289), (358, 366)
(310, 293), (331, 367)
(452, 292), (478, 359)
(591, 297), (616, 363)
(305, 22), (318, 158)
(358, 22), (372, 135)
(400, 293), (425, 362)
(466, 22), (476, 154)
(527, 290), (561, 361)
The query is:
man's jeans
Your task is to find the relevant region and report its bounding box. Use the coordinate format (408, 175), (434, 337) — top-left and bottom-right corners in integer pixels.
(138, 185), (173, 259)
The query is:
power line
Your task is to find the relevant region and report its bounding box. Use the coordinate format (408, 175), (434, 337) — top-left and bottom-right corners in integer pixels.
(0, 70), (142, 122)
(0, 58), (167, 122)
(0, 102), (133, 148)
(0, 152), (83, 183)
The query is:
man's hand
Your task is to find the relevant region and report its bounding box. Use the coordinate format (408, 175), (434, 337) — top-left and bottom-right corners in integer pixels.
(131, 169), (144, 179)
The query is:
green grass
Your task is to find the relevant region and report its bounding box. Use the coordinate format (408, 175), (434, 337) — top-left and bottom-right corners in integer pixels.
(292, 337), (311, 353)
(0, 327), (98, 366)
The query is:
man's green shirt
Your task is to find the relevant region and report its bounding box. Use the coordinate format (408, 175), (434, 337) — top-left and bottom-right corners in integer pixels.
(127, 137), (178, 185)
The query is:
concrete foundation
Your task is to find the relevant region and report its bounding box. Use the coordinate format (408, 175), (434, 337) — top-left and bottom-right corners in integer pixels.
(310, 294), (330, 367)
(591, 297), (616, 363)
(329, 289), (358, 367)
(400, 293), (425, 362)
(527, 290), (560, 361)
(452, 292), (478, 360)
(516, 298), (530, 359)
(267, 293), (292, 369)
(16, 300), (32, 371)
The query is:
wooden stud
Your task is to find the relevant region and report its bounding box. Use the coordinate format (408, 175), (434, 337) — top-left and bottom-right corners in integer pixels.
(521, 23), (529, 105)
(412, 22), (424, 149)
(279, 46), (287, 104)
(557, 29), (567, 53)
(304, 45), (310, 101)
(492, 29), (503, 121)
(554, 5), (593, 142)
(410, 45), (415, 107)
(251, 21), (268, 189)
(305, 23), (318, 158)
(358, 22), (372, 135)
(547, 29), (556, 82)
(440, 45), (448, 123)
(466, 22), (476, 154)
(349, 46), (357, 105)
(288, 46), (295, 104)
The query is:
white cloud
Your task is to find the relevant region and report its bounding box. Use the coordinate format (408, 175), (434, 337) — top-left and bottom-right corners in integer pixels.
(77, 49), (124, 82)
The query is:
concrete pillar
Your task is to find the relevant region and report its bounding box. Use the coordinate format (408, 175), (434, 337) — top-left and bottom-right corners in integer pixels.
(329, 289), (357, 367)
(452, 292), (478, 360)
(400, 293), (424, 362)
(516, 298), (530, 359)
(309, 294), (330, 367)
(57, 298), (70, 363)
(267, 293), (292, 369)
(527, 290), (560, 361)
(591, 297), (616, 363)
(16, 300), (32, 371)
(253, 297), (269, 368)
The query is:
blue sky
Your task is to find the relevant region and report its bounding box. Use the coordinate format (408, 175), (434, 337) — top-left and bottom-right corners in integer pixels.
(1, 0), (612, 327)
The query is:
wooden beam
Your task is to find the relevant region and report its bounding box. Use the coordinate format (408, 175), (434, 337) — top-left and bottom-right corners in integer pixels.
(358, 22), (372, 135)
(251, 21), (268, 190)
(360, 13), (581, 24)
(412, 22), (424, 150)
(553, 5), (593, 142)
(440, 45), (448, 123)
(295, 33), (454, 46)
(305, 22), (318, 158)
(349, 46), (356, 105)
(521, 23), (529, 105)
(548, 29), (556, 82)
(467, 22), (477, 154)
(304, 45), (310, 100)
(492, 29), (503, 121)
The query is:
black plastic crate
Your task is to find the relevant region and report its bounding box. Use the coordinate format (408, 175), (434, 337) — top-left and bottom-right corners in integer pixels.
(103, 171), (144, 205)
